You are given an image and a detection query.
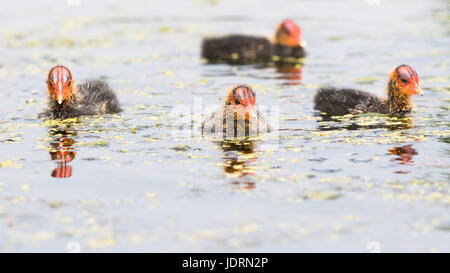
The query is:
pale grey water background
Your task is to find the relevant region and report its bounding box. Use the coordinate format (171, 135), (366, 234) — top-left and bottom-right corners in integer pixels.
(0, 0), (449, 252)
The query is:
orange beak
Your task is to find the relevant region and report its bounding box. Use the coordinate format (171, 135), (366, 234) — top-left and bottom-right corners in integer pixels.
(244, 105), (257, 121)
(405, 80), (423, 96)
(55, 82), (64, 104)
(413, 81), (423, 96)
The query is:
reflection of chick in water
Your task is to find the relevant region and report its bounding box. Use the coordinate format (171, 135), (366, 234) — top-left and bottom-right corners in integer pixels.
(388, 145), (417, 165)
(220, 140), (257, 190)
(48, 128), (77, 178)
(316, 115), (413, 131)
(275, 63), (303, 86)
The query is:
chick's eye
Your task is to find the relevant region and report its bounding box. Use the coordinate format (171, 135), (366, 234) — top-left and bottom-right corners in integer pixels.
(67, 81), (71, 87)
(48, 81), (53, 86)
(234, 99), (240, 105)
(401, 78), (408, 83)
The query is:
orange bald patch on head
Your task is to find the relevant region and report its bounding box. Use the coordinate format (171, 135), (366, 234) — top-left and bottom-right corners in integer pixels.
(390, 64), (422, 96)
(225, 85), (256, 106)
(47, 65), (74, 104)
(224, 85), (257, 121)
(275, 19), (302, 47)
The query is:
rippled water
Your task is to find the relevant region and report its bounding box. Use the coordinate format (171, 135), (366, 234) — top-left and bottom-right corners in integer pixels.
(0, 0), (449, 252)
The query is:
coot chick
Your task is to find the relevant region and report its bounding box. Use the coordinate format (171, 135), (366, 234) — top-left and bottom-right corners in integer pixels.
(314, 65), (422, 116)
(201, 19), (306, 64)
(39, 65), (122, 119)
(202, 85), (271, 139)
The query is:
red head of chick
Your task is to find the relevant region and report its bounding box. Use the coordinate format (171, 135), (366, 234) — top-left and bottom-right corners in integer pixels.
(47, 65), (74, 105)
(224, 85), (257, 122)
(388, 64), (422, 96)
(274, 19), (302, 47)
